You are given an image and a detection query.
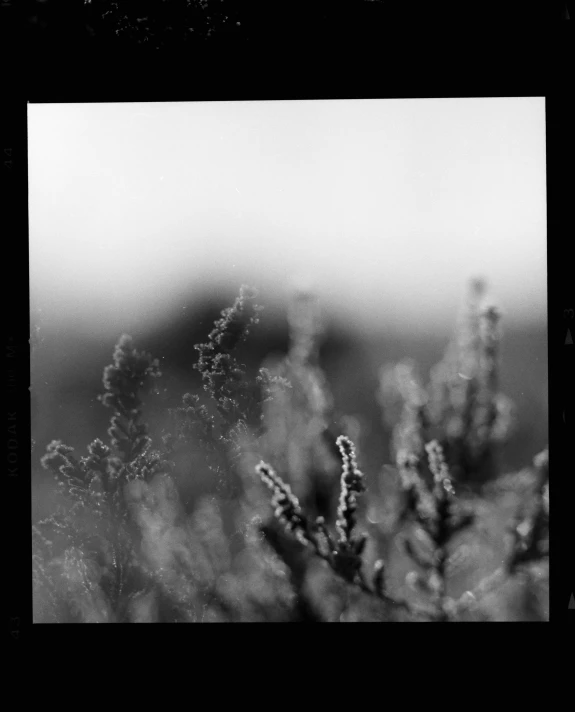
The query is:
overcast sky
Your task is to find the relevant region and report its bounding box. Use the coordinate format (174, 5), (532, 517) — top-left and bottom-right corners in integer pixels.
(29, 98), (546, 335)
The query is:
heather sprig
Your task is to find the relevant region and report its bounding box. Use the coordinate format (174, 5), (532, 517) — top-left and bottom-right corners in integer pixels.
(331, 435), (368, 584)
(193, 285), (262, 422)
(256, 461), (313, 548)
(257, 437), (366, 569)
(41, 440), (87, 498)
(165, 389), (230, 491)
(37, 334), (167, 622)
(166, 287), (263, 495)
(259, 286), (339, 522)
(81, 438), (111, 477)
(335, 435), (366, 547)
(98, 333), (161, 463)
(424, 440), (456, 619)
(43, 334), (165, 498)
(257, 436), (419, 618)
(41, 438), (111, 514)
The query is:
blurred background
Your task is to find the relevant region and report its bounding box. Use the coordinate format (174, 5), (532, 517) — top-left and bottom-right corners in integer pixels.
(29, 98), (547, 522)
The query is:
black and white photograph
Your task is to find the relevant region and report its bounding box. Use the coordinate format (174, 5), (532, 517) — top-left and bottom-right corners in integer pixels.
(29, 98), (549, 622)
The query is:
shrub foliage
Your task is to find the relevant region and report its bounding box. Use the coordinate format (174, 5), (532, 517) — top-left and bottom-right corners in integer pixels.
(33, 281), (548, 622)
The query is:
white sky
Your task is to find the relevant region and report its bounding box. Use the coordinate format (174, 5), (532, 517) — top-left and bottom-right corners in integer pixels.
(28, 98), (547, 335)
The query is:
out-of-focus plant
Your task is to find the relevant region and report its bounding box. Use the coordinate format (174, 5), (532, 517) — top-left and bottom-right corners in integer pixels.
(379, 279), (515, 488)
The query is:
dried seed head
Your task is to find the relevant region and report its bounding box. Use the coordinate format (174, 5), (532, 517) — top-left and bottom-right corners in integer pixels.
(256, 461), (311, 547)
(335, 435), (365, 545)
(425, 440), (454, 496)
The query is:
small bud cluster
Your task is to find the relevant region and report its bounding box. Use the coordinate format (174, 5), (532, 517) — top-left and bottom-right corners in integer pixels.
(335, 435), (366, 547)
(256, 461), (311, 547)
(256, 367), (293, 407)
(41, 440), (85, 495)
(425, 440), (455, 499)
(41, 437), (123, 512)
(257, 435), (372, 588)
(82, 438), (111, 473)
